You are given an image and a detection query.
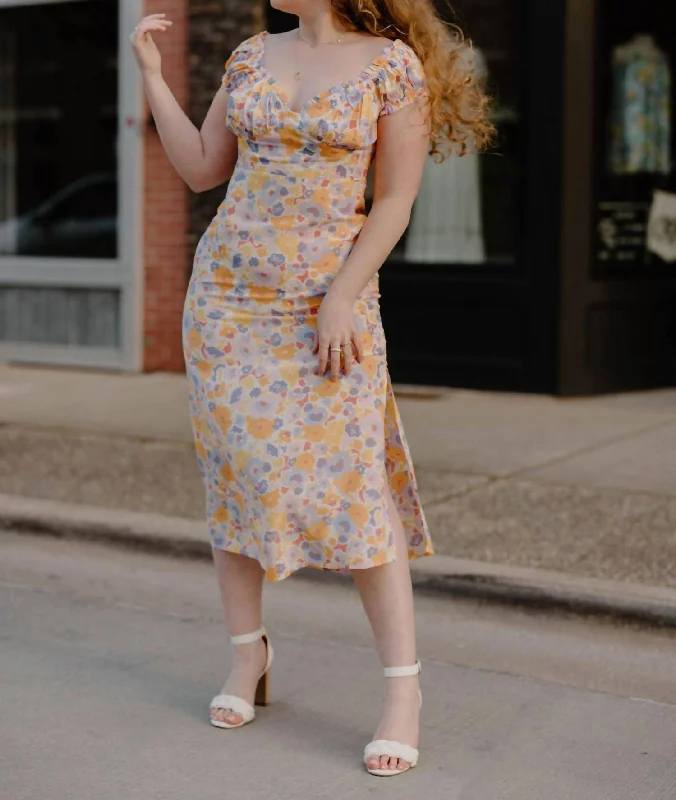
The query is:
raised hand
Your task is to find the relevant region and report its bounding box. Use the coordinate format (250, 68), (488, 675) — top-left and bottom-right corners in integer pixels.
(129, 13), (173, 76)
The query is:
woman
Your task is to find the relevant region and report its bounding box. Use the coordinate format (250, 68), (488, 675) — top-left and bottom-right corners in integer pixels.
(130, 0), (491, 778)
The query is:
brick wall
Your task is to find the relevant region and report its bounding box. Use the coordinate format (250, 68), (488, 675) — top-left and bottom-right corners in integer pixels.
(142, 0), (189, 372)
(187, 0), (265, 259)
(140, 0), (264, 372)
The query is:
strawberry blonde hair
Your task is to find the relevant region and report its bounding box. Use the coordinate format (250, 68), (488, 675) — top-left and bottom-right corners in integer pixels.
(331, 0), (495, 160)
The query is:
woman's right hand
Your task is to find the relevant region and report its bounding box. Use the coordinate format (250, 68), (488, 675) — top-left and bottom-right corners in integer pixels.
(129, 13), (173, 76)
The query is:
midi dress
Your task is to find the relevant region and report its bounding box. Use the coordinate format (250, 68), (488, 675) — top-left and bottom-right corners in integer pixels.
(182, 31), (434, 582)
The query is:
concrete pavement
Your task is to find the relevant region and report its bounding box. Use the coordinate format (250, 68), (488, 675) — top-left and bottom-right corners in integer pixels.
(3, 364), (676, 483)
(3, 532), (676, 799)
(2, 363), (676, 591)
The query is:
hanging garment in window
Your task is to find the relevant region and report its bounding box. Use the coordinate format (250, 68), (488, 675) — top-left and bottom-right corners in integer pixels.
(405, 48), (486, 264)
(609, 35), (671, 176)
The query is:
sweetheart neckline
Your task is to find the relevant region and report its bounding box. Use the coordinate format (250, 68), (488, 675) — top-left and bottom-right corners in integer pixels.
(257, 30), (398, 117)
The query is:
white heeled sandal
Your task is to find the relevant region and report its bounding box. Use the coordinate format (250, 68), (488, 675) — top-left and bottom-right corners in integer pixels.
(363, 660), (422, 777)
(209, 626), (274, 729)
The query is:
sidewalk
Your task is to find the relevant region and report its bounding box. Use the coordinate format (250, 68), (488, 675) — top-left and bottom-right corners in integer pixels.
(1, 362), (676, 597)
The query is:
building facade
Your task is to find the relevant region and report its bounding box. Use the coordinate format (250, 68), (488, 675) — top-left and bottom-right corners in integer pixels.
(0, 0), (674, 394)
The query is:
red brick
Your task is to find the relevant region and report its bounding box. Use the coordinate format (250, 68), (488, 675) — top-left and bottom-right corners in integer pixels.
(141, 0), (189, 373)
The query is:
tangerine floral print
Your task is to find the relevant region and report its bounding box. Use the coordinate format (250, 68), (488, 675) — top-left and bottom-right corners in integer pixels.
(183, 31), (434, 581)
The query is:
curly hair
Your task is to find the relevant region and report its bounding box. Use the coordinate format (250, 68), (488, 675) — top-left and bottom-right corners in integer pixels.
(330, 0), (495, 160)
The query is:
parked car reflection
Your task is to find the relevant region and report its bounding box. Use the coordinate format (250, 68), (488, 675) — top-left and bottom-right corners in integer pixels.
(0, 172), (117, 258)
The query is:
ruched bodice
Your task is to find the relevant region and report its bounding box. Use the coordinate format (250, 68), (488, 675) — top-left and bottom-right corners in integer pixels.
(208, 139), (372, 303)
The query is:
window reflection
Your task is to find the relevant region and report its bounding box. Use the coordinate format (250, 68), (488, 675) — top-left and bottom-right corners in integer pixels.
(0, 0), (118, 259)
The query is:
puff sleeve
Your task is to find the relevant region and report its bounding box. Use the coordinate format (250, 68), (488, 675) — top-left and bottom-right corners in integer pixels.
(222, 35), (257, 94)
(380, 40), (430, 116)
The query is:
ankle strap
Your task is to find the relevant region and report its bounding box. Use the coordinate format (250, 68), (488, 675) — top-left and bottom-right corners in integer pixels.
(230, 626), (266, 645)
(384, 660), (421, 678)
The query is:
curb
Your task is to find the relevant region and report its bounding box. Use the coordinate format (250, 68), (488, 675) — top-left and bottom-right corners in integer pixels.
(3, 492), (676, 628)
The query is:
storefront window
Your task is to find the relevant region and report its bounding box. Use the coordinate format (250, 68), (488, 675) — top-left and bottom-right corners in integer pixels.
(0, 0), (118, 259)
(594, 0), (676, 273)
(394, 0), (521, 266)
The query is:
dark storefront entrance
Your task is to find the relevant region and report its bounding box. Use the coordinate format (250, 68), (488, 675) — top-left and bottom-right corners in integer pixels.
(268, 1), (676, 396)
(267, 0), (564, 393)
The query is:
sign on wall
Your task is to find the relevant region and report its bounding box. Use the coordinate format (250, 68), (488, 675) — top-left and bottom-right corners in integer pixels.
(647, 190), (676, 263)
(596, 201), (650, 265)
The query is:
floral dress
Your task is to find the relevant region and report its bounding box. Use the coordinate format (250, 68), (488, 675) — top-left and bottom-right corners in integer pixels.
(182, 31), (434, 581)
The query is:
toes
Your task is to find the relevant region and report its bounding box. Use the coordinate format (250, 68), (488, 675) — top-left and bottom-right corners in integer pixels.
(367, 754), (411, 773)
(211, 708), (243, 726)
(378, 756), (408, 773)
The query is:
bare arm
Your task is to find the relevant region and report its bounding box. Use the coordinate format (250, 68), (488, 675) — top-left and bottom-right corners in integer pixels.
(143, 77), (237, 192)
(328, 100), (431, 303)
(314, 99), (431, 380)
(131, 14), (238, 193)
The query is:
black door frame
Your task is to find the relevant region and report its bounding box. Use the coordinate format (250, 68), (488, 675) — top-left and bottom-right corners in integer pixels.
(559, 0), (676, 394)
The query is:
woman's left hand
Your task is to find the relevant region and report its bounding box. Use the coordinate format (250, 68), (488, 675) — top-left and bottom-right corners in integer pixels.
(314, 290), (364, 381)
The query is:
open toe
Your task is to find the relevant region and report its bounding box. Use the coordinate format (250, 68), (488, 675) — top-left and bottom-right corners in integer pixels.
(225, 710), (243, 726)
(363, 661), (422, 777)
(209, 627), (274, 730)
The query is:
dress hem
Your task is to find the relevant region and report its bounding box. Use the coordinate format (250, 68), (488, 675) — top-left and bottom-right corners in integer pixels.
(210, 540), (436, 583)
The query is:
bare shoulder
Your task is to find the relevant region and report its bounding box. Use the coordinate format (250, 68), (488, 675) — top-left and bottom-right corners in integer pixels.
(264, 29), (295, 40)
(356, 33), (396, 57)
(263, 29), (296, 47)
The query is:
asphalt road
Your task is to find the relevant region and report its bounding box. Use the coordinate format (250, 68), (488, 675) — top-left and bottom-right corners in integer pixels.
(3, 531), (676, 799)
